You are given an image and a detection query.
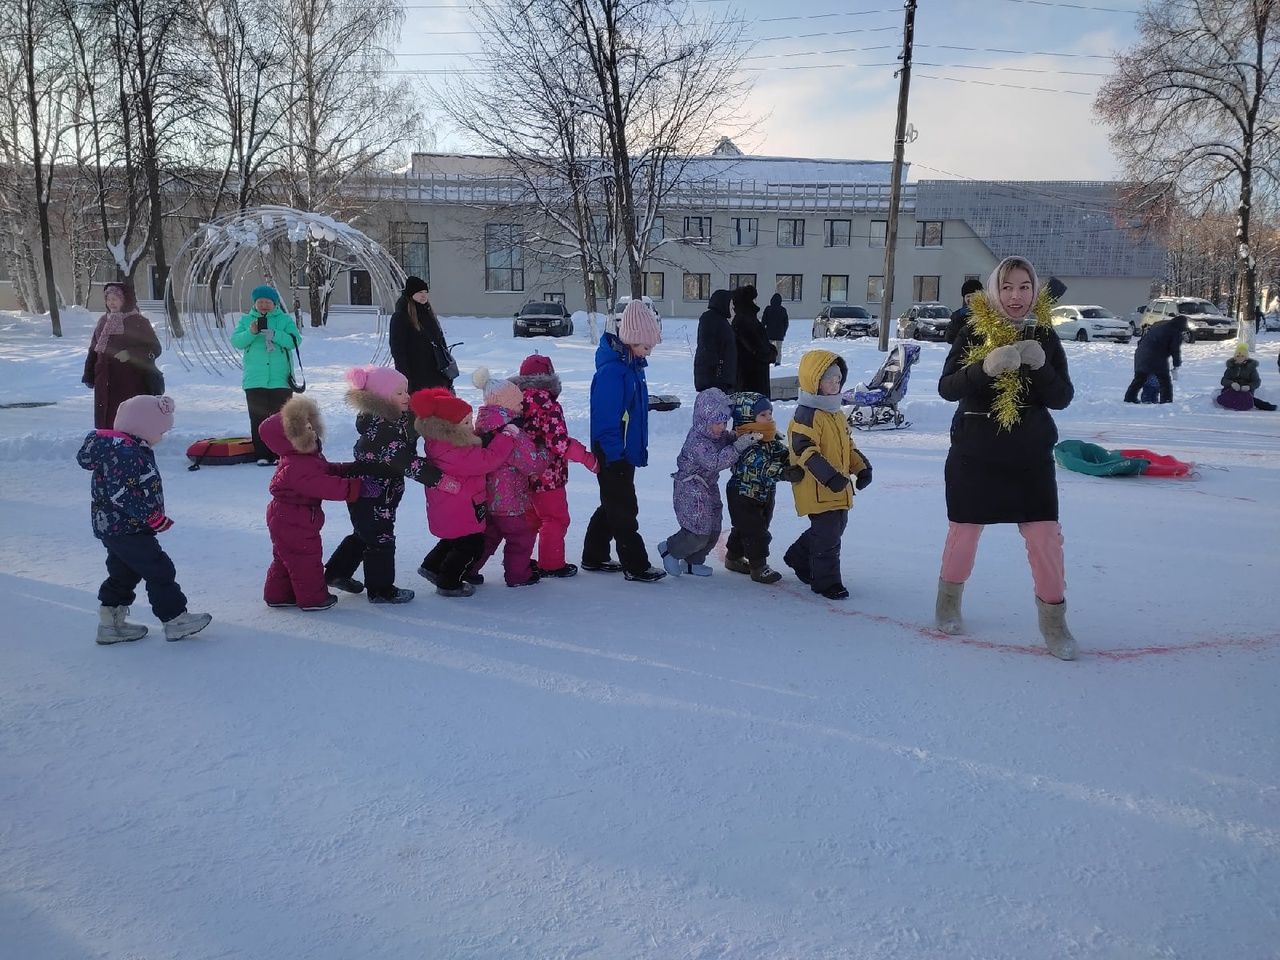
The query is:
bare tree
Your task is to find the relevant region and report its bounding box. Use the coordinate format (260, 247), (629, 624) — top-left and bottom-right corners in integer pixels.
(1096, 0), (1280, 344)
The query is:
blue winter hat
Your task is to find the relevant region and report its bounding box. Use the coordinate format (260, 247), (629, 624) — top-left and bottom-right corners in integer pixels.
(250, 284), (281, 306)
(750, 395), (772, 417)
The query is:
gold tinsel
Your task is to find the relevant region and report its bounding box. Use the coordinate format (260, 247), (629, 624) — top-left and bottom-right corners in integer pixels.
(962, 287), (1055, 430)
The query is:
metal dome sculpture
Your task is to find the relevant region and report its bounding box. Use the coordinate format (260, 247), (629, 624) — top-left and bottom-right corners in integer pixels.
(163, 205), (406, 374)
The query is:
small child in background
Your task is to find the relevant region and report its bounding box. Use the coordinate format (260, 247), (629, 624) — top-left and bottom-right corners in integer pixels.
(511, 353), (598, 578)
(76, 395), (212, 643)
(1139, 373), (1161, 404)
(324, 366), (442, 604)
(657, 387), (758, 577)
(783, 350), (873, 600)
(470, 368), (548, 588)
(260, 396), (362, 611)
(723, 391), (793, 584)
(412, 387), (517, 597)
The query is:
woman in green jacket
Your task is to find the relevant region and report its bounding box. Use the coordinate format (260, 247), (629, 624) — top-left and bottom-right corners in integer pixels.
(230, 285), (301, 464)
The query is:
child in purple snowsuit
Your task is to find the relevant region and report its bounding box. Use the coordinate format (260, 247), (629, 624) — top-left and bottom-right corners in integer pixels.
(657, 387), (759, 576)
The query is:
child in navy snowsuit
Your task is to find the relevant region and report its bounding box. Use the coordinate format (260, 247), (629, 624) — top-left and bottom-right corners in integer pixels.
(724, 391), (793, 584)
(76, 395), (211, 644)
(324, 366), (442, 604)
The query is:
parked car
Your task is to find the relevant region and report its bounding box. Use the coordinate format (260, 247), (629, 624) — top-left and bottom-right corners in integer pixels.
(812, 305), (878, 339)
(1261, 308), (1280, 332)
(604, 295), (661, 337)
(1049, 304), (1132, 343)
(896, 302), (952, 341)
(1139, 297), (1237, 342)
(513, 300), (573, 338)
(1121, 304), (1147, 337)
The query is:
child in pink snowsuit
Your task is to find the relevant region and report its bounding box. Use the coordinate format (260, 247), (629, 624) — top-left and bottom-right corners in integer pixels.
(260, 396), (361, 611)
(470, 368), (549, 587)
(511, 353), (598, 577)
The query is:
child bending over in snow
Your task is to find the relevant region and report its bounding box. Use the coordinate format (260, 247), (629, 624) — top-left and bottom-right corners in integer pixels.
(77, 395), (212, 643)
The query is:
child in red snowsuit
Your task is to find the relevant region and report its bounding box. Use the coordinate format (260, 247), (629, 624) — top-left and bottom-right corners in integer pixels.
(510, 354), (598, 577)
(260, 396), (361, 611)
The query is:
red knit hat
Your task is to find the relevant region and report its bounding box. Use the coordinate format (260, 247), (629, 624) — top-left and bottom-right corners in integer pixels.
(410, 387), (471, 423)
(519, 353), (555, 377)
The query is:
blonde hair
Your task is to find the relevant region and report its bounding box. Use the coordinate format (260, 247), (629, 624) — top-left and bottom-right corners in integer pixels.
(995, 257), (1036, 289)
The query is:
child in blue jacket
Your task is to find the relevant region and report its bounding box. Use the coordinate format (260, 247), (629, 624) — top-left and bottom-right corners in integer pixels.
(76, 395), (211, 644)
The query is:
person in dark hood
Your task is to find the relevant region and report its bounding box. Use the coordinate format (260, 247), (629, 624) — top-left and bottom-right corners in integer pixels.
(731, 284), (774, 395)
(1123, 314), (1189, 403)
(946, 277), (984, 344)
(693, 288), (737, 392)
(389, 276), (455, 393)
(762, 292), (789, 366)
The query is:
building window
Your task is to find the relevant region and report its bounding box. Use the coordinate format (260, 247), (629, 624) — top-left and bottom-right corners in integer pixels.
(824, 219), (851, 247)
(643, 271), (665, 299)
(775, 274), (803, 302)
(590, 214), (612, 245)
(390, 221), (430, 283)
(731, 217), (758, 246)
(964, 273), (982, 288)
(866, 275), (884, 302)
(640, 216), (664, 246)
(544, 292), (565, 304)
(821, 275), (849, 303)
(484, 223), (524, 292)
(589, 272), (609, 303)
(913, 275), (941, 302)
(683, 272), (711, 301)
(869, 220), (887, 248)
(728, 273), (756, 291)
(915, 221), (944, 247)
(683, 216), (712, 242)
(777, 218), (805, 247)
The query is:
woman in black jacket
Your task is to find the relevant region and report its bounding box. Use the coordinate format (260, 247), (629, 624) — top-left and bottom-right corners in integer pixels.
(762, 292), (789, 366)
(388, 276), (455, 392)
(934, 256), (1078, 661)
(693, 289), (737, 392)
(731, 284), (774, 395)
(1123, 315), (1188, 404)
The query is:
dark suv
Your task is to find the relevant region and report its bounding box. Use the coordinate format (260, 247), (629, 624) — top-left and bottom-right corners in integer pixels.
(513, 301), (573, 338)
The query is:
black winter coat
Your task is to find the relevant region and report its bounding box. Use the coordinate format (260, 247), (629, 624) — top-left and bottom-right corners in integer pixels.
(732, 288), (774, 395)
(762, 295), (789, 340)
(389, 296), (454, 392)
(946, 305), (971, 344)
(1133, 317), (1187, 374)
(938, 323), (1074, 524)
(694, 290), (737, 392)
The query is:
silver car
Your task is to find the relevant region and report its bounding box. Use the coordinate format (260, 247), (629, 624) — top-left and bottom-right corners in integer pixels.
(812, 304), (878, 339)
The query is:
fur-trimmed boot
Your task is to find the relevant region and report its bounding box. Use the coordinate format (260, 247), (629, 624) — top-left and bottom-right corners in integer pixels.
(935, 579), (964, 635)
(96, 605), (148, 645)
(1036, 597), (1078, 661)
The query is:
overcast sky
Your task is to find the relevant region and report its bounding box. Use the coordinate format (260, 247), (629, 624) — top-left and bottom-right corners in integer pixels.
(397, 0), (1144, 182)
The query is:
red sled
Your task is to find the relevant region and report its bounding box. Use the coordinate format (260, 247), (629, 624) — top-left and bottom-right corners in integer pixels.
(186, 436), (257, 470)
(1115, 448), (1193, 477)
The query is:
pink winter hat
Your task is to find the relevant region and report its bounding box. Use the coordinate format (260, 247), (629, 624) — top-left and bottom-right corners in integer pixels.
(519, 353), (555, 377)
(471, 367), (524, 411)
(346, 364), (407, 400)
(619, 300), (661, 348)
(114, 394), (176, 445)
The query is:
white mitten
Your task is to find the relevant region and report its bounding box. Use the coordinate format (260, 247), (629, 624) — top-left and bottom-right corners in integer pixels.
(1017, 340), (1045, 370)
(1231, 382), (1242, 391)
(733, 433), (760, 454)
(982, 345), (1021, 377)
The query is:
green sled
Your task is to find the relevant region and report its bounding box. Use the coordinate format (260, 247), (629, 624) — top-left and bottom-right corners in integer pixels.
(1053, 439), (1150, 477)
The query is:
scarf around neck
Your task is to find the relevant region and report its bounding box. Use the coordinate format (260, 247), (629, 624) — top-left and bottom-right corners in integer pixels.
(797, 390), (844, 412)
(94, 312), (129, 353)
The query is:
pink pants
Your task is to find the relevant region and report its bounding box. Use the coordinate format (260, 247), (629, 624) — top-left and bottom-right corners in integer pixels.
(527, 487), (571, 571)
(939, 521), (1066, 604)
(478, 512), (538, 586)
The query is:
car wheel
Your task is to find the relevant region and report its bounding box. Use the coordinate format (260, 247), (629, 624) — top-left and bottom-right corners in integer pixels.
(912, 328), (922, 340)
(1074, 329), (1088, 342)
(513, 324), (521, 337)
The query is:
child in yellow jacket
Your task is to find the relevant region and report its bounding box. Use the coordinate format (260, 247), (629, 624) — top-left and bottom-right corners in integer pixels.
(782, 349), (872, 600)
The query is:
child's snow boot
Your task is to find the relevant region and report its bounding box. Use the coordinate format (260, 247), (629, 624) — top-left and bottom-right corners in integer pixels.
(816, 583), (849, 600)
(724, 554), (751, 575)
(534, 563), (578, 578)
(688, 562), (713, 577)
(327, 575), (364, 594)
(163, 610), (212, 641)
(750, 564), (782, 584)
(1036, 597), (1078, 661)
(657, 541), (683, 577)
(299, 594), (339, 612)
(96, 606), (148, 645)
(623, 566), (667, 583)
(436, 582), (476, 598)
(369, 587), (415, 604)
(935, 579), (964, 635)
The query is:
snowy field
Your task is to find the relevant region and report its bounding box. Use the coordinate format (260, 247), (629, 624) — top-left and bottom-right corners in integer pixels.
(2, 307), (1278, 959)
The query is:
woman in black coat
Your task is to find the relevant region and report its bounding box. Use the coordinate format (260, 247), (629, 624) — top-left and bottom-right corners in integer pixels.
(731, 284), (774, 395)
(389, 276), (455, 392)
(693, 289), (737, 392)
(934, 256), (1078, 660)
(1123, 315), (1188, 404)
(761, 292), (789, 366)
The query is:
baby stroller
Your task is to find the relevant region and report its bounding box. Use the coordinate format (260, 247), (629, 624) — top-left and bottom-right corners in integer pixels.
(843, 342), (921, 430)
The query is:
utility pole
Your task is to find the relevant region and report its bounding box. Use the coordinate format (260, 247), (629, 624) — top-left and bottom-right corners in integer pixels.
(878, 0), (917, 352)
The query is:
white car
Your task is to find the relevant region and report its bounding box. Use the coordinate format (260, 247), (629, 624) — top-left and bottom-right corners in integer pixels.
(604, 295), (661, 337)
(1049, 305), (1132, 343)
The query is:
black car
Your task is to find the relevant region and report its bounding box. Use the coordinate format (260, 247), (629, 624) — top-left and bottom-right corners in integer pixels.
(513, 301), (573, 337)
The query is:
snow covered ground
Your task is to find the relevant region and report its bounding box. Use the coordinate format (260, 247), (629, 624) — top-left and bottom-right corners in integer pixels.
(2, 308), (1278, 959)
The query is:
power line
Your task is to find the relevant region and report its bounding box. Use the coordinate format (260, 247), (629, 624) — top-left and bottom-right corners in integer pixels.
(996, 0), (1140, 11)
(914, 72), (1096, 96)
